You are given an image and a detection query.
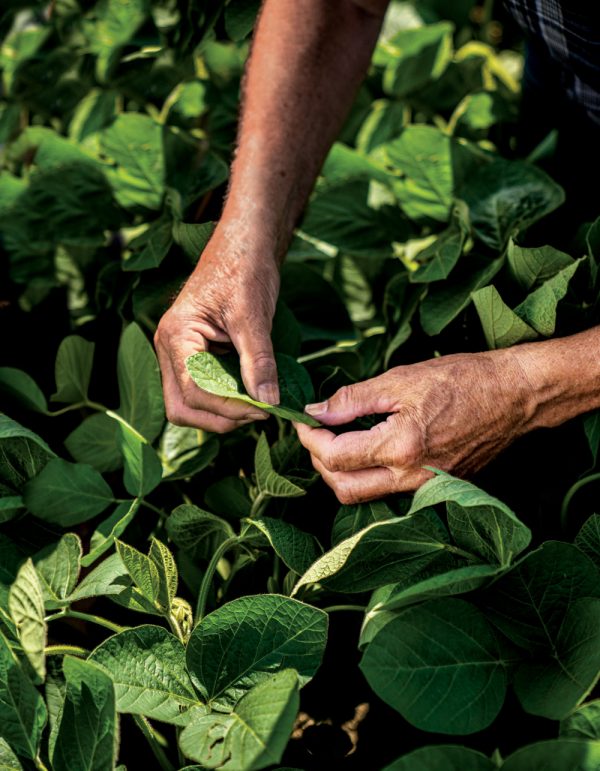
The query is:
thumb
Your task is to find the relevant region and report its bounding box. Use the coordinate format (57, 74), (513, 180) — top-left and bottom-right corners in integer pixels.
(305, 380), (389, 426)
(231, 323), (279, 405)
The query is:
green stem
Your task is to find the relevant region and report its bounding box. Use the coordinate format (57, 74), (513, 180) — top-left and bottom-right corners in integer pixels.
(560, 472), (600, 530)
(46, 609), (126, 634)
(133, 716), (176, 771)
(195, 536), (239, 623)
(34, 756), (50, 771)
(142, 499), (169, 519)
(323, 604), (366, 614)
(46, 399), (108, 417)
(249, 491), (268, 520)
(45, 644), (88, 657)
(444, 544), (477, 561)
(168, 613), (185, 645)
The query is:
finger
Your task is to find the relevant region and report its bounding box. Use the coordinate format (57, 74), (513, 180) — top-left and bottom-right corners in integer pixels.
(231, 321), (280, 406)
(295, 423), (388, 472)
(304, 380), (391, 426)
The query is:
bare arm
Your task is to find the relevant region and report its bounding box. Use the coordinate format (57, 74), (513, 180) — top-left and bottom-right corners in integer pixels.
(155, 0), (389, 431)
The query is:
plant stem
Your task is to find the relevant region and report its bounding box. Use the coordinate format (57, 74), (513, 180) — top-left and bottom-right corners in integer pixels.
(34, 756), (50, 771)
(142, 499), (169, 519)
(249, 491), (268, 519)
(45, 644), (88, 657)
(46, 609), (126, 634)
(46, 399), (108, 417)
(323, 604), (366, 613)
(444, 544), (476, 561)
(195, 536), (239, 623)
(133, 716), (176, 771)
(560, 471), (600, 530)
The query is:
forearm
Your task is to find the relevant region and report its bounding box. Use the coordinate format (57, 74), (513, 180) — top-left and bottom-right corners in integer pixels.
(219, 0), (388, 260)
(513, 326), (600, 430)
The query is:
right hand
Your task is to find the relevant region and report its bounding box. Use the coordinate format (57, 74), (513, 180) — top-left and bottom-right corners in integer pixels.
(154, 226), (281, 433)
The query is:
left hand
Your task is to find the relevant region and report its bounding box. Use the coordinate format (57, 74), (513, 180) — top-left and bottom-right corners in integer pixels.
(294, 349), (535, 503)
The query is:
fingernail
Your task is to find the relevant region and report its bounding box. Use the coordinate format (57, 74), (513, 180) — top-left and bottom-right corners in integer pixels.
(248, 412), (268, 421)
(305, 401), (328, 417)
(257, 383), (279, 405)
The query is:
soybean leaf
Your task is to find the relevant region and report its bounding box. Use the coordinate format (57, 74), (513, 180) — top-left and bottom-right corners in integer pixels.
(293, 512), (454, 595)
(514, 258), (583, 336)
(115, 541), (160, 608)
(205, 477), (252, 519)
(461, 158), (565, 250)
(513, 598), (600, 720)
(148, 538), (178, 613)
(409, 201), (470, 283)
(507, 240), (574, 291)
(244, 517), (322, 575)
(186, 595), (327, 711)
(23, 458), (113, 527)
(51, 336), (95, 404)
(560, 700), (600, 740)
(65, 413), (121, 473)
(501, 739), (600, 771)
(0, 535), (24, 613)
(89, 625), (203, 726)
(179, 670), (299, 771)
(186, 352), (319, 426)
(451, 90), (516, 138)
(0, 414), (55, 490)
(8, 559), (46, 682)
(33, 533), (82, 606)
(0, 630), (47, 760)
(0, 738), (22, 770)
(483, 542), (600, 649)
(85, 0), (149, 81)
(382, 745), (495, 771)
(117, 323), (165, 443)
(254, 433), (305, 498)
(575, 514), (600, 570)
(166, 505), (235, 560)
(70, 553), (131, 602)
(172, 221), (215, 261)
(472, 285), (538, 348)
(331, 500), (394, 546)
(409, 471), (531, 566)
(160, 423), (219, 480)
(51, 656), (117, 771)
(224, 0), (260, 41)
(583, 413), (600, 470)
(124, 214), (173, 272)
(360, 598), (507, 734)
(118, 423), (162, 497)
(0, 368), (47, 414)
(83, 499), (140, 568)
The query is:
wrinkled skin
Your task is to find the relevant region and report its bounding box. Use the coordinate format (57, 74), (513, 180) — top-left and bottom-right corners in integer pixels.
(154, 227), (281, 433)
(295, 350), (535, 502)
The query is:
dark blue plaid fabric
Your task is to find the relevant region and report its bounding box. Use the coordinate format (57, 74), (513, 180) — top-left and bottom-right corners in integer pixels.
(504, 0), (600, 124)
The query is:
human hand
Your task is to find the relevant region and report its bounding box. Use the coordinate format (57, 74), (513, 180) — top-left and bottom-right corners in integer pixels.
(294, 350), (535, 503)
(154, 226), (280, 432)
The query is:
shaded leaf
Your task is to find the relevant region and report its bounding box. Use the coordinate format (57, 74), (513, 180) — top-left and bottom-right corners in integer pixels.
(8, 559), (46, 682)
(51, 336), (95, 404)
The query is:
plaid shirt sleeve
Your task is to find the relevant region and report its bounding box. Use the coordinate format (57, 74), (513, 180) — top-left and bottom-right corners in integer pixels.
(503, 0), (600, 125)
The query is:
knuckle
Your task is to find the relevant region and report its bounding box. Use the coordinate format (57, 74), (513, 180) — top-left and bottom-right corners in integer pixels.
(165, 406), (185, 427)
(335, 483), (359, 505)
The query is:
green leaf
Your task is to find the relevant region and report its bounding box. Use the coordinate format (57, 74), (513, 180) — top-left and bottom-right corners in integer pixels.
(583, 413), (600, 469)
(293, 512), (453, 595)
(380, 23), (453, 99)
(331, 500), (394, 546)
(254, 433), (305, 498)
(560, 700), (600, 740)
(65, 413), (121, 474)
(409, 201), (470, 283)
(205, 477), (252, 519)
(33, 533), (82, 606)
(186, 595), (327, 711)
(172, 221), (215, 261)
(160, 423), (219, 480)
(51, 656), (117, 771)
(148, 538), (178, 613)
(83, 499), (140, 568)
(23, 458), (113, 527)
(185, 352), (319, 426)
(472, 285), (538, 348)
(506, 240), (574, 291)
(461, 158), (565, 250)
(514, 258), (583, 336)
(68, 89), (118, 143)
(382, 745), (495, 771)
(115, 541), (160, 608)
(0, 738), (23, 770)
(371, 126), (453, 222)
(501, 740), (600, 771)
(244, 517), (322, 575)
(8, 559), (46, 682)
(451, 90), (516, 138)
(575, 514), (600, 570)
(51, 336), (95, 404)
(70, 553), (131, 603)
(514, 597), (600, 720)
(224, 0), (260, 41)
(0, 414), (55, 490)
(86, 0), (149, 80)
(166, 505), (235, 560)
(179, 670), (299, 771)
(124, 214), (173, 272)
(0, 630), (47, 760)
(99, 114), (165, 209)
(409, 471), (531, 566)
(119, 423), (162, 497)
(0, 368), (47, 413)
(360, 598), (507, 734)
(420, 255), (504, 336)
(89, 625), (203, 725)
(117, 323), (165, 442)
